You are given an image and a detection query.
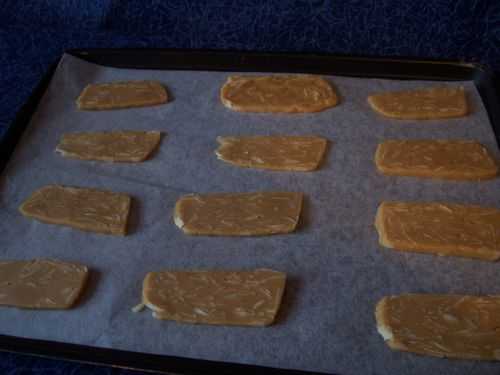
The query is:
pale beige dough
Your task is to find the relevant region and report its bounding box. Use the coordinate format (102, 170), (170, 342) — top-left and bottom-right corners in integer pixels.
(0, 259), (88, 309)
(216, 135), (328, 171)
(142, 269), (286, 326)
(19, 185), (131, 235)
(76, 81), (168, 110)
(220, 75), (338, 113)
(56, 131), (161, 162)
(174, 192), (303, 236)
(375, 201), (500, 260)
(375, 140), (498, 180)
(368, 86), (467, 119)
(376, 294), (500, 360)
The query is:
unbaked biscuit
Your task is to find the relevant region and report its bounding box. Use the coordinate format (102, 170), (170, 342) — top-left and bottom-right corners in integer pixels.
(56, 131), (161, 162)
(20, 185), (131, 235)
(174, 192), (303, 236)
(368, 86), (467, 119)
(375, 140), (498, 180)
(376, 294), (500, 360)
(142, 269), (286, 326)
(216, 135), (328, 171)
(375, 201), (500, 260)
(0, 259), (88, 309)
(76, 81), (168, 110)
(220, 75), (338, 113)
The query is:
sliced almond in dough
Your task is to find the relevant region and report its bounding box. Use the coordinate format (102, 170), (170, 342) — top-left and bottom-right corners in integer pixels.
(216, 135), (328, 171)
(220, 75), (338, 113)
(56, 131), (161, 162)
(375, 201), (500, 260)
(368, 86), (467, 119)
(76, 81), (168, 110)
(19, 185), (131, 235)
(376, 294), (500, 360)
(142, 269), (286, 326)
(375, 140), (498, 180)
(174, 192), (303, 236)
(0, 259), (88, 309)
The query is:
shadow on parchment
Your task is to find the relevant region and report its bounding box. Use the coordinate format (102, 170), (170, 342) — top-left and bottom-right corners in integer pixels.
(274, 275), (301, 326)
(317, 138), (334, 170)
(296, 194), (311, 233)
(145, 131), (167, 162)
(75, 268), (100, 308)
(126, 196), (142, 236)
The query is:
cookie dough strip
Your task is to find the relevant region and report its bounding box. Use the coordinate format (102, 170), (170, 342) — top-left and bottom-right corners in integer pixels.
(368, 86), (467, 119)
(216, 135), (328, 171)
(0, 259), (88, 309)
(174, 192), (303, 236)
(375, 201), (500, 260)
(376, 294), (500, 360)
(56, 131), (161, 162)
(142, 269), (286, 326)
(221, 75), (338, 113)
(19, 185), (131, 235)
(375, 140), (498, 180)
(77, 81), (168, 110)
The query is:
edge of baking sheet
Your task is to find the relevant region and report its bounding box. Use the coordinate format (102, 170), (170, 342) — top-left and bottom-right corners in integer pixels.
(0, 49), (499, 375)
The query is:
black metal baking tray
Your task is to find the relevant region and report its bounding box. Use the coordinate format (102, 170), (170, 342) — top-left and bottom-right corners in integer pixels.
(0, 49), (499, 375)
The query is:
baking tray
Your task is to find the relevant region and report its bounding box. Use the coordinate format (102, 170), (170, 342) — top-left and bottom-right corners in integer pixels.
(0, 49), (499, 375)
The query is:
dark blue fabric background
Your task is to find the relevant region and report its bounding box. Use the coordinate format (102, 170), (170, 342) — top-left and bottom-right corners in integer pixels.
(1, 1), (499, 373)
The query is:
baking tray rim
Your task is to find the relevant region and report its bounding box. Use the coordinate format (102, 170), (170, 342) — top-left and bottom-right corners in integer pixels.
(0, 48), (499, 375)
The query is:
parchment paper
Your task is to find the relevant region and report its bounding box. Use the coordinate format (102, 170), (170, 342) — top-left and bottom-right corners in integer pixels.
(1, 54), (500, 375)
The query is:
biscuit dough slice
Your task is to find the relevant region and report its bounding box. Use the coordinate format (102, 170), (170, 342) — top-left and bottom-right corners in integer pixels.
(216, 135), (328, 171)
(142, 269), (286, 326)
(220, 75), (338, 113)
(76, 81), (168, 110)
(376, 294), (500, 360)
(174, 192), (303, 236)
(375, 140), (498, 180)
(0, 259), (88, 309)
(20, 185), (131, 235)
(56, 131), (161, 162)
(368, 86), (467, 119)
(375, 201), (500, 260)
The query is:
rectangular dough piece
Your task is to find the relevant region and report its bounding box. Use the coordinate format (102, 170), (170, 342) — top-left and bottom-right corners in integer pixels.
(76, 81), (168, 110)
(376, 294), (500, 360)
(220, 75), (338, 113)
(375, 140), (498, 180)
(368, 86), (467, 119)
(174, 192), (303, 236)
(56, 131), (161, 162)
(216, 135), (328, 171)
(142, 269), (286, 326)
(19, 185), (131, 235)
(375, 201), (500, 260)
(0, 259), (88, 309)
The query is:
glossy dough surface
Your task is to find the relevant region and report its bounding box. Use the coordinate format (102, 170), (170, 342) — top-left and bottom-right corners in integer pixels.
(216, 135), (328, 171)
(76, 81), (168, 110)
(143, 269), (286, 326)
(375, 140), (498, 180)
(368, 86), (467, 119)
(174, 192), (303, 236)
(0, 259), (88, 309)
(375, 201), (500, 260)
(220, 75), (338, 113)
(376, 294), (500, 360)
(19, 185), (131, 235)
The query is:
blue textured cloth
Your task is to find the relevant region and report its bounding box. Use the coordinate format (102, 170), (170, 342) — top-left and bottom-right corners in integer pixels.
(0, 1), (499, 373)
